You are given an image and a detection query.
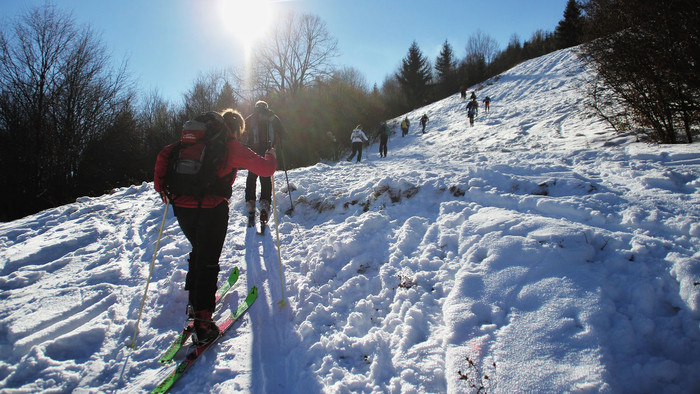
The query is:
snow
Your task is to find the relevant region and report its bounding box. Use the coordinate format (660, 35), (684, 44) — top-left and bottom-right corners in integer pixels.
(1, 47), (700, 393)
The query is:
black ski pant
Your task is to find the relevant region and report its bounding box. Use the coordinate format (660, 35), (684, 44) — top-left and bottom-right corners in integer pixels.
(245, 171), (272, 203)
(379, 135), (388, 157)
(173, 202), (228, 312)
(347, 142), (363, 162)
(245, 144), (272, 204)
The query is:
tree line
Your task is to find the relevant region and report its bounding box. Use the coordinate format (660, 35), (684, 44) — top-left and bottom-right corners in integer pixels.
(1, 1), (697, 221)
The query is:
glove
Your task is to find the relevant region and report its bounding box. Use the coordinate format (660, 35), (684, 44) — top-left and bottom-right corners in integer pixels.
(265, 147), (277, 160)
(159, 191), (169, 204)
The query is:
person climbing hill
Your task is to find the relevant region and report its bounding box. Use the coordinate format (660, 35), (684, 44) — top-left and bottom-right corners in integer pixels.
(378, 122), (391, 158)
(400, 116), (410, 137)
(346, 125), (369, 162)
(466, 98), (478, 127)
(420, 114), (429, 134)
(153, 109), (277, 345)
(241, 100), (286, 229)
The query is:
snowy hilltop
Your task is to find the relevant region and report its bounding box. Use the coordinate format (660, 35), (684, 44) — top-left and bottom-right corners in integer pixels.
(1, 47), (699, 393)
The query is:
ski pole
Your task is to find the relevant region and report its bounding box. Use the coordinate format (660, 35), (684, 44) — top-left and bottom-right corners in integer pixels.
(128, 199), (169, 349)
(279, 142), (294, 213)
(271, 174), (287, 307)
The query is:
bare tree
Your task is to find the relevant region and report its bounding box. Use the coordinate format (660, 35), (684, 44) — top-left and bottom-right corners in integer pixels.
(465, 30), (500, 65)
(0, 5), (131, 218)
(581, 0), (700, 143)
(332, 66), (369, 92)
(252, 13), (338, 97)
(182, 69), (241, 118)
(139, 89), (179, 159)
(460, 30), (500, 88)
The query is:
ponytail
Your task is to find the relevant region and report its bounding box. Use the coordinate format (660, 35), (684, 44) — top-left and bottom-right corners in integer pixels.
(222, 108), (245, 139)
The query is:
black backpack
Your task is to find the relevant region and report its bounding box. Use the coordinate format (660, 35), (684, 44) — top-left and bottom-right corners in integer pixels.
(165, 112), (234, 202)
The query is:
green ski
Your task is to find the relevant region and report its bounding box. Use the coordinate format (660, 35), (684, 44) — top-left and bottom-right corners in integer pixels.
(158, 267), (239, 364)
(152, 286), (258, 393)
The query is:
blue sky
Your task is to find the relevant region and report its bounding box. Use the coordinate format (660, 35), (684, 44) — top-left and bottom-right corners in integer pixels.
(2, 0), (568, 104)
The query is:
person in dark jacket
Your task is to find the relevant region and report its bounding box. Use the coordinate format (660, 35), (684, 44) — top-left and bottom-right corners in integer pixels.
(420, 114), (429, 134)
(242, 100), (285, 228)
(154, 109), (277, 345)
(466, 98), (479, 127)
(378, 122), (390, 157)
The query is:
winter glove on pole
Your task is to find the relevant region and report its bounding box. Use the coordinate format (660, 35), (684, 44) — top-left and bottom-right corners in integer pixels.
(271, 174), (287, 307)
(128, 199), (169, 349)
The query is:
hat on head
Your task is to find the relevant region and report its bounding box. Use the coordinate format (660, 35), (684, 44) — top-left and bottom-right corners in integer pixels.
(255, 100), (269, 112)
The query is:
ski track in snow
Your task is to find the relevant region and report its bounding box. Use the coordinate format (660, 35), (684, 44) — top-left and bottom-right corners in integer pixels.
(0, 48), (699, 392)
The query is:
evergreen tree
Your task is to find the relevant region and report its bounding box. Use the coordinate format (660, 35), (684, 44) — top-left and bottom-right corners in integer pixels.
(216, 81), (238, 111)
(396, 41), (432, 109)
(555, 0), (584, 48)
(434, 40), (458, 98)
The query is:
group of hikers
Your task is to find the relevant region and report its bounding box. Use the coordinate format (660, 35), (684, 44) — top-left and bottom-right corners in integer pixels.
(342, 89), (492, 161)
(343, 112), (430, 163)
(152, 88), (494, 345)
(463, 89), (491, 127)
(397, 113), (430, 138)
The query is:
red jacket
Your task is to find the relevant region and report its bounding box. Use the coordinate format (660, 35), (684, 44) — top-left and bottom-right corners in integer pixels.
(154, 138), (277, 209)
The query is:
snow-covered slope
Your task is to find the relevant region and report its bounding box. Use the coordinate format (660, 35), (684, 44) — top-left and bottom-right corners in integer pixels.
(1, 48), (699, 393)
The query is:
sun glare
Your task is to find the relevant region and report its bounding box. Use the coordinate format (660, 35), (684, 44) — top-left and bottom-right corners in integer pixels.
(218, 0), (273, 50)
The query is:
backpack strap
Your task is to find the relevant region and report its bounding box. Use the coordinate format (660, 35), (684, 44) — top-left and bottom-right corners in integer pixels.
(164, 141), (183, 202)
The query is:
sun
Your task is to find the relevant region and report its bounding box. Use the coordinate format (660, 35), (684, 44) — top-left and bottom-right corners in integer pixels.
(218, 0), (273, 50)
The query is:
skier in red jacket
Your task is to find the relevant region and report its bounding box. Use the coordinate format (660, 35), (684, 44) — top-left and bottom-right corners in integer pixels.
(153, 109), (276, 344)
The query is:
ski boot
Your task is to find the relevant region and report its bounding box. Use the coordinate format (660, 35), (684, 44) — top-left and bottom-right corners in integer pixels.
(192, 310), (219, 346)
(246, 200), (256, 228)
(259, 199), (270, 234)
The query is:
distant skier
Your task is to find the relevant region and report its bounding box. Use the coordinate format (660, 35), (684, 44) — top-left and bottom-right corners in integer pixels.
(470, 91), (477, 101)
(466, 98), (478, 127)
(483, 96), (491, 113)
(420, 114), (429, 134)
(400, 116), (410, 137)
(346, 125), (369, 162)
(242, 100), (286, 229)
(378, 122), (390, 158)
(460, 86), (467, 99)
